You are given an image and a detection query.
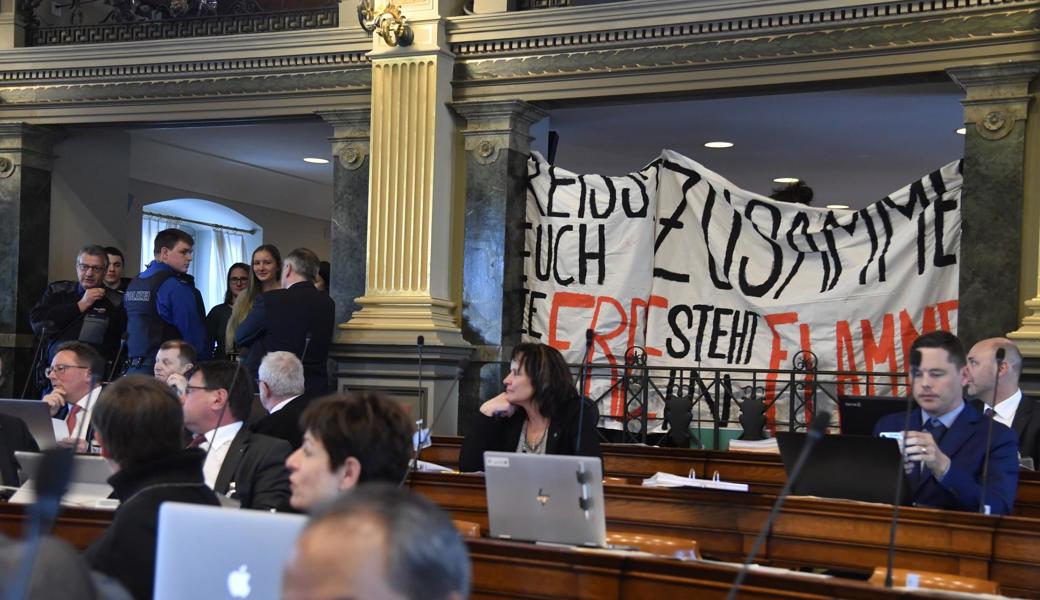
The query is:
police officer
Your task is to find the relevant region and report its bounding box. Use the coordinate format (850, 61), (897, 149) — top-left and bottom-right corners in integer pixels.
(29, 245), (127, 389)
(124, 228), (209, 375)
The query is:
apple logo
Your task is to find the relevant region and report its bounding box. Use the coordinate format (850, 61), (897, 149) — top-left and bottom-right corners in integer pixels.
(227, 564), (252, 598)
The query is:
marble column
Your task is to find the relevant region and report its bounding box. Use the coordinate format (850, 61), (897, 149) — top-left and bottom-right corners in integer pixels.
(453, 100), (547, 427)
(318, 108), (369, 325)
(0, 124), (56, 396)
(0, 0), (29, 49)
(948, 63), (1040, 347)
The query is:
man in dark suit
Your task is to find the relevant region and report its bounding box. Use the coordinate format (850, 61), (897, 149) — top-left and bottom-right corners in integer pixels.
(0, 414), (38, 488)
(235, 247), (335, 398)
(874, 331), (1019, 515)
(967, 337), (1040, 469)
(251, 351), (311, 450)
(180, 361), (292, 511)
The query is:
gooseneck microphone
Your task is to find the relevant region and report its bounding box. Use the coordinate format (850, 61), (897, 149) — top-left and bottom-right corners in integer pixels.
(301, 332), (313, 363)
(725, 411), (831, 600)
(884, 348), (921, 588)
(575, 329), (594, 454)
(107, 331), (130, 383)
(416, 334), (426, 437)
(978, 346), (1006, 514)
(21, 322), (53, 399)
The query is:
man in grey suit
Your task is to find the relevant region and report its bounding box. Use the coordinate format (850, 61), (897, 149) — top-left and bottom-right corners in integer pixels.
(967, 337), (1040, 469)
(180, 360), (292, 511)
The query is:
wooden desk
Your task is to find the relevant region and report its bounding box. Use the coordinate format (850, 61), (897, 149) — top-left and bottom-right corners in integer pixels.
(468, 537), (926, 600)
(409, 471), (1040, 599)
(427, 436), (1040, 518)
(0, 504), (111, 550)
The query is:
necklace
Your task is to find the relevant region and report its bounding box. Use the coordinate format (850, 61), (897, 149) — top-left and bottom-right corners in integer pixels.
(520, 419), (549, 454)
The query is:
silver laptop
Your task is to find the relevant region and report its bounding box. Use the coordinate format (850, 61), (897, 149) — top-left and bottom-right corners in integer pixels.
(0, 399), (56, 449)
(155, 503), (307, 600)
(10, 451), (115, 508)
(483, 451), (606, 547)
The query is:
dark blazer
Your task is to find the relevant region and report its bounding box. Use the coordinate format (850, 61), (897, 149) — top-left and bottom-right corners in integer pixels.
(0, 414), (39, 487)
(459, 397), (601, 472)
(214, 425), (293, 512)
(85, 449), (219, 600)
(874, 402), (1019, 515)
(234, 281), (335, 398)
(249, 394), (313, 451)
(1011, 394), (1040, 469)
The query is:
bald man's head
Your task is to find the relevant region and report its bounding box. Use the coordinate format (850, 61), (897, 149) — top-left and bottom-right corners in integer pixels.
(966, 337), (1022, 403)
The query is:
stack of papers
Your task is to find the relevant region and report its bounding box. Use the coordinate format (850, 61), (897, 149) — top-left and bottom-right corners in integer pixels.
(642, 471), (748, 492)
(727, 438), (780, 454)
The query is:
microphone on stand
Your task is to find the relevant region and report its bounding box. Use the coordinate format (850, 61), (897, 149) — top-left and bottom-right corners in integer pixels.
(416, 335), (426, 452)
(21, 322), (53, 399)
(106, 332), (130, 383)
(301, 332), (313, 362)
(884, 348), (922, 588)
(575, 329), (594, 454)
(978, 346), (1006, 514)
(725, 411), (831, 600)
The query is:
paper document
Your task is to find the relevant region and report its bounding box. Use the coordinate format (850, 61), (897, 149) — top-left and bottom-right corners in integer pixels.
(727, 438), (780, 454)
(642, 471), (748, 492)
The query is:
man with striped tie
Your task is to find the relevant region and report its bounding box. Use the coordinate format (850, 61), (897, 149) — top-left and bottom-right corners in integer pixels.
(42, 341), (104, 452)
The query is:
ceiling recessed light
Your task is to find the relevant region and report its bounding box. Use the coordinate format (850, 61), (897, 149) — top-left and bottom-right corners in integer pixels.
(955, 127), (966, 135)
(826, 204), (851, 210)
(773, 177), (799, 184)
(303, 157), (330, 164)
(704, 141), (734, 149)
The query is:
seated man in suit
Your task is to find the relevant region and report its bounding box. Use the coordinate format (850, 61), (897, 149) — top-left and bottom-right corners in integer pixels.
(234, 247), (335, 397)
(42, 341), (105, 451)
(967, 337), (1040, 469)
(282, 484), (469, 600)
(153, 339), (197, 395)
(874, 330), (1020, 514)
(251, 351), (311, 450)
(285, 392), (412, 512)
(180, 360), (292, 511)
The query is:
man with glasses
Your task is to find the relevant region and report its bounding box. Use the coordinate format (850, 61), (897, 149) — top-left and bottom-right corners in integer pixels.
(125, 228), (209, 375)
(42, 341), (106, 451)
(179, 360), (291, 511)
(29, 245), (127, 391)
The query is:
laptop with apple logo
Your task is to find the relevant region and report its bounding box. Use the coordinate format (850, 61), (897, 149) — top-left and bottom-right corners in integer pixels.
(154, 503), (306, 600)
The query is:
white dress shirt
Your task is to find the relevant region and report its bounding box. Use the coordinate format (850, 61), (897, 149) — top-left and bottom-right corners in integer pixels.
(268, 395), (300, 414)
(54, 386), (102, 447)
(199, 421), (244, 488)
(992, 389), (1023, 430)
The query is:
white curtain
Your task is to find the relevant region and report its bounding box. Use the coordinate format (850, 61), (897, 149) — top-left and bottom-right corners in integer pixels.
(141, 214), (188, 272)
(208, 228), (248, 311)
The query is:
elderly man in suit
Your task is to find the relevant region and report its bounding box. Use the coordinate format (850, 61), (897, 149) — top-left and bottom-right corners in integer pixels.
(874, 330), (1020, 515)
(235, 247), (335, 398)
(179, 360), (292, 511)
(967, 337), (1040, 469)
(251, 351), (311, 450)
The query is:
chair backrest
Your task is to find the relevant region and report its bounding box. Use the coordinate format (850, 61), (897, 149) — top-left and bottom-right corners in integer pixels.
(452, 520), (481, 538)
(868, 567), (999, 594)
(607, 531), (699, 560)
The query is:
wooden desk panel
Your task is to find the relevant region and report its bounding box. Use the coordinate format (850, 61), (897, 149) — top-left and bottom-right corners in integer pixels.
(0, 504), (111, 550)
(410, 472), (1040, 598)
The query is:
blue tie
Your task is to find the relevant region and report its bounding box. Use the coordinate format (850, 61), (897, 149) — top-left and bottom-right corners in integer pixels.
(925, 418), (947, 444)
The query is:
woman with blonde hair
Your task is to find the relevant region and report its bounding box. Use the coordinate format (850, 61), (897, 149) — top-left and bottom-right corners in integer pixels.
(225, 244), (281, 357)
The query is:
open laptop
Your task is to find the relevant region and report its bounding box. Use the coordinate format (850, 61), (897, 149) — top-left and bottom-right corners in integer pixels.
(155, 503), (307, 600)
(9, 450), (115, 508)
(483, 451), (606, 547)
(837, 395), (908, 435)
(776, 432), (910, 505)
(0, 399), (56, 449)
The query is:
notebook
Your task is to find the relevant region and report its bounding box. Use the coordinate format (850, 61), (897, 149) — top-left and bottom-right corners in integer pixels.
(9, 450), (115, 508)
(154, 502), (307, 600)
(776, 432), (910, 505)
(483, 451), (606, 547)
(0, 399), (56, 449)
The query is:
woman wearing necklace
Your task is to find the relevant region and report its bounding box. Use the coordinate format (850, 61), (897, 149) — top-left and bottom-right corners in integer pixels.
(459, 342), (601, 472)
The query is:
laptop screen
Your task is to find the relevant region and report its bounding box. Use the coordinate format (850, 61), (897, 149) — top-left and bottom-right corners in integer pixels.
(155, 503), (307, 600)
(776, 432), (910, 505)
(483, 452), (606, 547)
(837, 395), (909, 436)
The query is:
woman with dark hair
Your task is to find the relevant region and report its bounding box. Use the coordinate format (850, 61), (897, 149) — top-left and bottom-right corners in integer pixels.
(225, 244), (281, 357)
(205, 262), (249, 360)
(458, 342), (601, 472)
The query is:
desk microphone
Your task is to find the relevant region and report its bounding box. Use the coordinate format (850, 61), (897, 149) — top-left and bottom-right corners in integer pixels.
(416, 335), (426, 444)
(884, 348), (921, 587)
(725, 411), (830, 600)
(575, 329), (594, 454)
(402, 362), (464, 489)
(21, 322), (52, 399)
(978, 346), (1005, 514)
(106, 332), (129, 383)
(301, 332), (313, 362)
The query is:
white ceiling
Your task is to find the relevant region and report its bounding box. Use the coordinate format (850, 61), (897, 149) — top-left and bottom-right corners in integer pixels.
(120, 79), (964, 212)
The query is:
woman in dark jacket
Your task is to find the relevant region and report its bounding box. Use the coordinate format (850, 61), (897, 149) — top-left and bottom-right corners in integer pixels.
(459, 342), (600, 472)
(85, 375), (219, 600)
(205, 262), (249, 360)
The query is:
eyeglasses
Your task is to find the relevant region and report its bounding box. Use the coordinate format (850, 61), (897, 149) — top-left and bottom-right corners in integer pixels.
(229, 277), (249, 284)
(46, 364), (88, 376)
(183, 384), (219, 394)
(76, 263), (105, 274)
